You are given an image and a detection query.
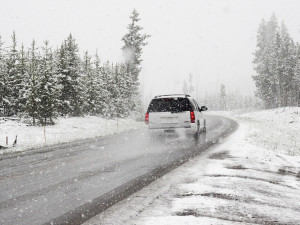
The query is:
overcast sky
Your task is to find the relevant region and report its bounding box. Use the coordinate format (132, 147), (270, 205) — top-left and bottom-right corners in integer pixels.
(1, 0), (300, 103)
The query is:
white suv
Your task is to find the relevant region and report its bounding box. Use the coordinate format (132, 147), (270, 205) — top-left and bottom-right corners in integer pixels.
(145, 94), (207, 135)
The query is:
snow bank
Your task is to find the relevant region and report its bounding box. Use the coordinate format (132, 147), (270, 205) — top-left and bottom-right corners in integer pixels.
(237, 107), (300, 156)
(207, 107), (300, 156)
(239, 107), (300, 123)
(0, 116), (144, 154)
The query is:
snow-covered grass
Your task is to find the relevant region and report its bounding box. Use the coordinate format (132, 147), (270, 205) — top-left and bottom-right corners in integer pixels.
(238, 107), (300, 156)
(0, 116), (144, 155)
(206, 107), (300, 156)
(84, 108), (300, 225)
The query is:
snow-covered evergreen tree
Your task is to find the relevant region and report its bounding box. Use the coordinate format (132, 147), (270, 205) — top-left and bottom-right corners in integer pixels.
(264, 14), (278, 108)
(57, 34), (83, 116)
(38, 41), (60, 124)
(253, 19), (268, 106)
(110, 63), (121, 118)
(188, 73), (194, 95)
(294, 45), (300, 106)
(54, 44), (67, 115)
(278, 22), (291, 107)
(122, 9), (150, 82)
(121, 9), (150, 116)
(93, 51), (108, 115)
(82, 51), (95, 114)
(111, 63), (134, 118)
(17, 44), (29, 115)
(182, 81), (188, 94)
(120, 62), (136, 117)
(0, 36), (8, 116)
(26, 40), (40, 125)
(182, 74), (195, 95)
(100, 61), (115, 118)
(5, 32), (20, 116)
(220, 83), (226, 110)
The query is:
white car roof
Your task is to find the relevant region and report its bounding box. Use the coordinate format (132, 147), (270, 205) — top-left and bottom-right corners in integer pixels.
(154, 94), (191, 99)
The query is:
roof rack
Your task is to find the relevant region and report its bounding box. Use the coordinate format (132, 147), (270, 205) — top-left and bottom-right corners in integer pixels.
(154, 94), (190, 98)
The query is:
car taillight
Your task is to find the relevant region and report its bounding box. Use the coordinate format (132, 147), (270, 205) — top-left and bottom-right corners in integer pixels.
(145, 113), (149, 125)
(190, 111), (195, 123)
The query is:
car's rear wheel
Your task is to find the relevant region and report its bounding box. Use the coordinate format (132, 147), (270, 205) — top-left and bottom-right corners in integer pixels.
(203, 119), (207, 133)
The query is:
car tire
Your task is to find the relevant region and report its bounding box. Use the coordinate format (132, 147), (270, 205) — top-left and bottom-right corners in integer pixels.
(203, 119), (207, 133)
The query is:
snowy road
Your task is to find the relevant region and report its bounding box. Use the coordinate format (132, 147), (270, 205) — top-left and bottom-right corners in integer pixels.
(0, 116), (236, 225)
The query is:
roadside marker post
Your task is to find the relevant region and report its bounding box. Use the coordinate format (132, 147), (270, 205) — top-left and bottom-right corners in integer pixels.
(13, 135), (17, 147)
(44, 125), (46, 144)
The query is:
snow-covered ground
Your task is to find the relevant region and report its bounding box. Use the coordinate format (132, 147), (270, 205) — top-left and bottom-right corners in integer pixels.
(210, 107), (300, 156)
(84, 107), (300, 225)
(0, 116), (144, 155)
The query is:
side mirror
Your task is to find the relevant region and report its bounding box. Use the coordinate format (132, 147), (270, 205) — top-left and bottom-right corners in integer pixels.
(200, 106), (208, 111)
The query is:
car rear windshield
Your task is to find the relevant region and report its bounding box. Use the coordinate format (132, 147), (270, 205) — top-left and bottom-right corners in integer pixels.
(147, 98), (193, 112)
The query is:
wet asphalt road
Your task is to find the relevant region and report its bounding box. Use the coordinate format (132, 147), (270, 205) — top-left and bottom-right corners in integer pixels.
(0, 115), (237, 225)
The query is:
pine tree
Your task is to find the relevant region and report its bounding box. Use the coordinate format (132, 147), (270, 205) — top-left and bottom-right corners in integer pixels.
(278, 22), (291, 106)
(82, 51), (95, 114)
(182, 80), (188, 94)
(93, 52), (108, 115)
(57, 34), (83, 116)
(65, 34), (81, 116)
(292, 44), (300, 106)
(0, 36), (7, 116)
(253, 14), (279, 108)
(120, 62), (135, 117)
(5, 31), (20, 116)
(37, 41), (60, 124)
(111, 63), (121, 118)
(100, 61), (115, 118)
(220, 84), (226, 110)
(265, 14), (279, 108)
(253, 19), (268, 106)
(55, 44), (67, 115)
(17, 44), (29, 114)
(274, 31), (283, 107)
(112, 63), (134, 117)
(188, 73), (194, 94)
(121, 9), (150, 116)
(26, 40), (40, 125)
(122, 9), (150, 82)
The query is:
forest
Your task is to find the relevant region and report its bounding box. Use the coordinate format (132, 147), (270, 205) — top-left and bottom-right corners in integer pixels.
(0, 10), (149, 125)
(253, 13), (300, 108)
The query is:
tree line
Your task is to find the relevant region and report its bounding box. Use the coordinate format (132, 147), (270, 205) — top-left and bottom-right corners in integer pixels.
(197, 84), (262, 111)
(181, 75), (261, 111)
(253, 13), (300, 109)
(0, 9), (149, 125)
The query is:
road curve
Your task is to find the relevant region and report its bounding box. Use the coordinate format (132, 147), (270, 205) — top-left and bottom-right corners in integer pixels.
(0, 115), (237, 225)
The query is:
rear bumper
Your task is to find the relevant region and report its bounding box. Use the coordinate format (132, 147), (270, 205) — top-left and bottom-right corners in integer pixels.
(148, 123), (197, 132)
(148, 125), (190, 129)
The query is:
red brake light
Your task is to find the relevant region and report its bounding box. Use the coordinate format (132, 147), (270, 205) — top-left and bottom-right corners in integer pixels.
(190, 111), (195, 123)
(145, 113), (149, 124)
